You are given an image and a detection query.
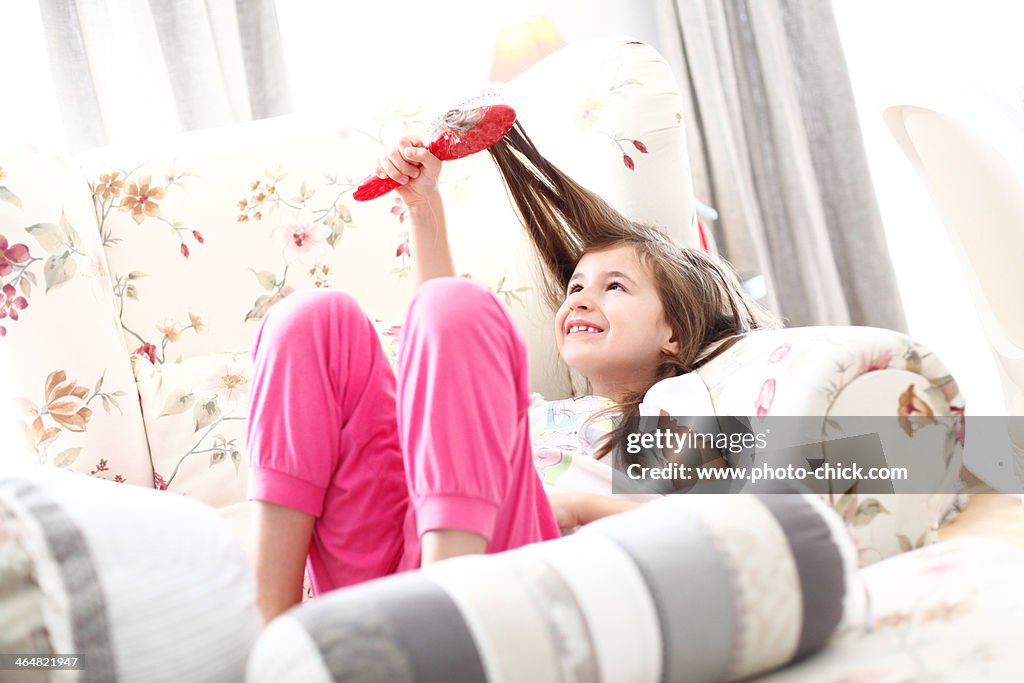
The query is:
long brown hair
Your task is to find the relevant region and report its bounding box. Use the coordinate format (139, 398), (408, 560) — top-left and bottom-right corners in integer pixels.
(488, 122), (780, 462)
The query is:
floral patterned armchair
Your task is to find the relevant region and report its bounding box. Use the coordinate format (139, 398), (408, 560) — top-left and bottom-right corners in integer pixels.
(0, 37), (965, 568)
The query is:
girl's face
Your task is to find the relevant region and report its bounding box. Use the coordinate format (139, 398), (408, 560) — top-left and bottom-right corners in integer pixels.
(554, 244), (679, 400)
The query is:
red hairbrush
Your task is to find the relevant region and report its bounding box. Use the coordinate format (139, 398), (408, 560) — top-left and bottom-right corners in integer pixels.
(353, 95), (517, 202)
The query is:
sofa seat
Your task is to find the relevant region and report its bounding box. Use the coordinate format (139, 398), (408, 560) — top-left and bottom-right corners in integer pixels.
(757, 535), (1024, 681)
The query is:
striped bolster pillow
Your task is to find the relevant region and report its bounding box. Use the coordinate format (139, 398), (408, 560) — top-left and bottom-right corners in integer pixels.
(248, 493), (864, 683)
(0, 467), (262, 683)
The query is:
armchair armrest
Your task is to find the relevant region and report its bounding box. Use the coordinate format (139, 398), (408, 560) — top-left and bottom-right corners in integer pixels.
(695, 325), (967, 566)
(697, 326), (963, 418)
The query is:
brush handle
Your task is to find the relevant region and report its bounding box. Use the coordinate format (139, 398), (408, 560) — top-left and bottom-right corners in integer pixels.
(352, 138), (447, 202)
(352, 174), (402, 202)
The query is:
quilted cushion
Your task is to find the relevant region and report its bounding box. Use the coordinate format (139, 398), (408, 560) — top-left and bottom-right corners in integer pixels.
(0, 465), (261, 683)
(247, 492), (864, 683)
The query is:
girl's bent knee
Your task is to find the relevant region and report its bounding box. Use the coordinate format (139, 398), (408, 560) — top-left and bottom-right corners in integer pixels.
(409, 277), (498, 325)
(259, 288), (369, 340)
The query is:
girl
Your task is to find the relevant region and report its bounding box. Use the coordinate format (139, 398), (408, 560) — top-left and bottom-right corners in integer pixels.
(247, 122), (776, 623)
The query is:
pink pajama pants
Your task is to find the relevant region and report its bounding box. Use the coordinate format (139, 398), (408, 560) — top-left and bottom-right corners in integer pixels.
(246, 277), (560, 596)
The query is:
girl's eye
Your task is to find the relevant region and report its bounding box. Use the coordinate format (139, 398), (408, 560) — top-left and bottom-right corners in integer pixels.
(567, 284), (582, 294)
(608, 281), (625, 291)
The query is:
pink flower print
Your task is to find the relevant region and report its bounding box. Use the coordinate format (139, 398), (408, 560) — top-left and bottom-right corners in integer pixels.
(205, 363), (250, 404)
(622, 154), (635, 170)
(576, 96), (604, 130)
(154, 472), (168, 490)
(133, 343), (157, 364)
(951, 405), (965, 447)
(924, 561), (958, 576)
(1, 283), (28, 315)
(87, 252), (108, 282)
(376, 321), (402, 341)
(533, 448), (573, 486)
(755, 378), (776, 417)
(273, 213), (330, 266)
(395, 241), (410, 258)
(940, 379), (960, 403)
(858, 349), (894, 376)
(390, 198), (407, 224)
(632, 139), (649, 154)
(0, 234), (31, 277)
(0, 283), (29, 337)
(767, 343), (791, 363)
(534, 449), (565, 471)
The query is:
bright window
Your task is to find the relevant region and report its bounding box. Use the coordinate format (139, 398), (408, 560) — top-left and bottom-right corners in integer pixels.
(0, 1), (68, 154)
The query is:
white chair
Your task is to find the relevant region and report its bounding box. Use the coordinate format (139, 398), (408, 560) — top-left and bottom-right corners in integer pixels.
(884, 87), (1024, 494)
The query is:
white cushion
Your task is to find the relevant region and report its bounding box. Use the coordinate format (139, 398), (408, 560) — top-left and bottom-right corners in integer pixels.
(0, 465), (261, 682)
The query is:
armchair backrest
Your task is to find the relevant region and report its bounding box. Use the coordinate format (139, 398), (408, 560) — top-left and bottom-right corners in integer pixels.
(885, 89), (1024, 411)
(78, 36), (698, 401)
(2, 36), (697, 497)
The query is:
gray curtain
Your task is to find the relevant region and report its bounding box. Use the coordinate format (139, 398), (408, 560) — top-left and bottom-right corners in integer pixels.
(654, 0), (906, 330)
(37, 0), (291, 153)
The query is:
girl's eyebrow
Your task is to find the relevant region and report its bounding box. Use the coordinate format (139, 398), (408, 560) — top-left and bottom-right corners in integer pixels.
(606, 270), (637, 284)
(567, 270), (637, 284)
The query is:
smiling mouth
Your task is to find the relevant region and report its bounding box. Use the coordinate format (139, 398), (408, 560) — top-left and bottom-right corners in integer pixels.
(566, 324), (604, 336)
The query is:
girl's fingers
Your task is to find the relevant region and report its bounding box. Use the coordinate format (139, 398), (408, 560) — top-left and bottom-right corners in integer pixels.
(397, 135), (425, 151)
(394, 136), (422, 158)
(402, 146), (426, 161)
(379, 155), (410, 184)
(387, 147), (421, 179)
(376, 136), (436, 183)
(403, 146), (441, 174)
(397, 136), (439, 173)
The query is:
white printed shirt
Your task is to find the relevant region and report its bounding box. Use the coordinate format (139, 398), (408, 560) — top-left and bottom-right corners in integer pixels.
(529, 393), (619, 496)
(528, 373), (715, 499)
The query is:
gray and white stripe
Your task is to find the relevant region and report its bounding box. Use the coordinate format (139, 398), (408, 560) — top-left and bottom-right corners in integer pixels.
(0, 477), (117, 683)
(255, 492), (855, 683)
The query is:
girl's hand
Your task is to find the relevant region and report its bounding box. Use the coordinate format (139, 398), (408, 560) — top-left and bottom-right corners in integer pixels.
(549, 492), (586, 530)
(548, 492), (642, 530)
(374, 135), (442, 206)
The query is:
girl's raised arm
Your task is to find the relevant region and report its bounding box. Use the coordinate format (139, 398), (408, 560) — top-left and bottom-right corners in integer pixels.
(374, 136), (455, 286)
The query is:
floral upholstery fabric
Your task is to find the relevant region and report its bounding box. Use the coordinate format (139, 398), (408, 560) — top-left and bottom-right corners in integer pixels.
(133, 352), (251, 504)
(2, 38), (696, 504)
(0, 150), (153, 486)
(697, 326), (968, 566)
(75, 36), (698, 398)
(756, 537), (1024, 682)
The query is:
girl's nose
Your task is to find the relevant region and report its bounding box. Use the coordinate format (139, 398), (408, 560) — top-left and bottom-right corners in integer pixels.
(567, 291), (591, 310)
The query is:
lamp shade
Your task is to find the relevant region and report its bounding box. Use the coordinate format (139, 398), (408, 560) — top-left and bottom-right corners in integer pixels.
(490, 15), (566, 82)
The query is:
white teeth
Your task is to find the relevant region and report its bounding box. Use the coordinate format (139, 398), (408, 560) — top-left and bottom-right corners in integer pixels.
(568, 325), (601, 334)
